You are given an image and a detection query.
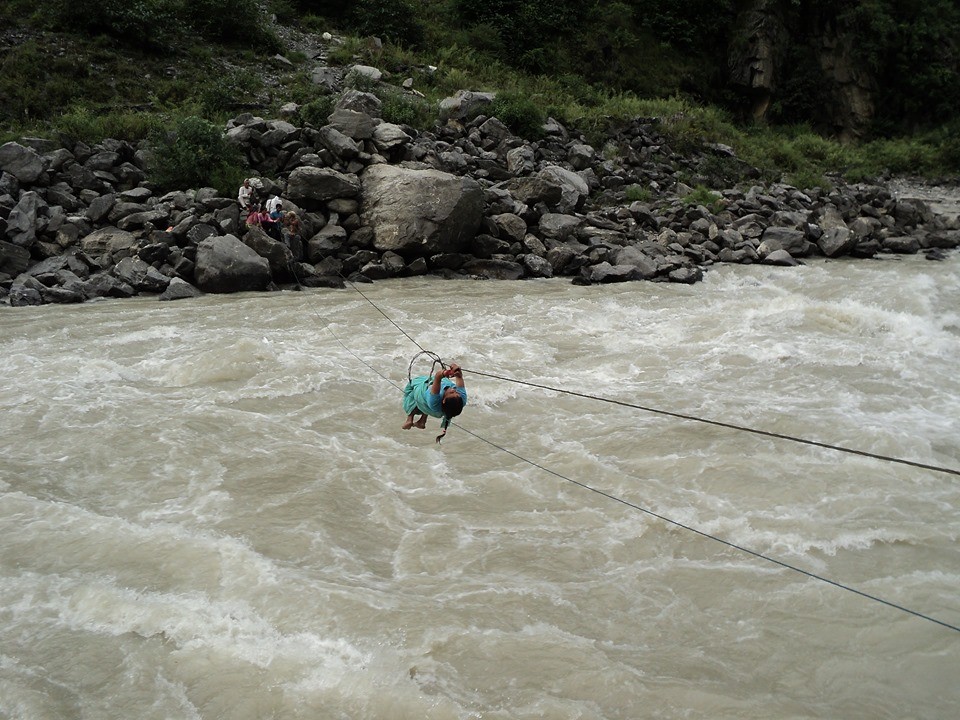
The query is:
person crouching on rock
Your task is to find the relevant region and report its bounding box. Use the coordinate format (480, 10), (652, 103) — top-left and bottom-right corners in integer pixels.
(245, 201), (263, 227)
(402, 363), (466, 443)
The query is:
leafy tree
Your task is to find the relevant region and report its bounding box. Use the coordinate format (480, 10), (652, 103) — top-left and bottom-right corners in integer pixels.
(48, 0), (277, 52)
(452, 0), (589, 70)
(148, 115), (244, 192)
(292, 0), (425, 46)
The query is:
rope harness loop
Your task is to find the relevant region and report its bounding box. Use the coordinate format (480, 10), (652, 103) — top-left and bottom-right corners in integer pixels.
(407, 350), (447, 384)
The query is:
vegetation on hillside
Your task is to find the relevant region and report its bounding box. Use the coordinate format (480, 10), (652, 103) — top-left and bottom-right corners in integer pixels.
(0, 0), (957, 191)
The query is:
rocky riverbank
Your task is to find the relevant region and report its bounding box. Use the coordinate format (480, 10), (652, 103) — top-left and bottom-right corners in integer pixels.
(1, 65), (959, 307)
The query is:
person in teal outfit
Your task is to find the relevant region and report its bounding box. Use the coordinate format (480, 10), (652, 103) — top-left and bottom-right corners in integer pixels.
(402, 362), (466, 442)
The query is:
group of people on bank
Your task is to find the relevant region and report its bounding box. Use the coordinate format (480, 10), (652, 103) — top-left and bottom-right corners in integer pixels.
(238, 179), (301, 254)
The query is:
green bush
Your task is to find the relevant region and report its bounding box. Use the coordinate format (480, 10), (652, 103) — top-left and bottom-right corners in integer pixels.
(199, 69), (263, 116)
(380, 90), (434, 129)
(625, 184), (652, 202)
(300, 96), (336, 128)
(48, 0), (278, 52)
(56, 107), (165, 144)
(148, 115), (244, 192)
(49, 0), (183, 51)
(347, 0), (425, 47)
(682, 185), (723, 212)
(182, 0), (280, 49)
(489, 91), (545, 139)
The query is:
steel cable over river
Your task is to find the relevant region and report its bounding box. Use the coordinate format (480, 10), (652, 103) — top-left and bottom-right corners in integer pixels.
(1, 254), (958, 719)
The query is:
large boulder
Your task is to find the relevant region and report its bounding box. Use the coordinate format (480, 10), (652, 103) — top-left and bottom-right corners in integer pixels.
(758, 226), (810, 256)
(460, 258), (524, 280)
(611, 246), (659, 279)
(286, 167), (361, 211)
(159, 277), (202, 301)
(0, 239), (31, 277)
(0, 142), (46, 184)
(538, 166), (589, 213)
(242, 225), (295, 280)
(439, 90), (495, 121)
(317, 126), (360, 160)
(80, 227), (137, 259)
(371, 123), (412, 153)
(194, 234), (271, 293)
(6, 191), (44, 247)
(326, 109), (379, 140)
(817, 226), (857, 257)
(361, 164), (483, 256)
(112, 257), (171, 293)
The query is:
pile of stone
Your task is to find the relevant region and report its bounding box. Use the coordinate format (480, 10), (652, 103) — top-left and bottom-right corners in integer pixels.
(2, 67), (958, 307)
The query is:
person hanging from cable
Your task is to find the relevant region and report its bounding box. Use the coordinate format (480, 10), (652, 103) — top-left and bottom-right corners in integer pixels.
(401, 361), (466, 443)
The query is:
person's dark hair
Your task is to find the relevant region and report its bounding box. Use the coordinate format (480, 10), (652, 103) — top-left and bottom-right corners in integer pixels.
(441, 395), (463, 419)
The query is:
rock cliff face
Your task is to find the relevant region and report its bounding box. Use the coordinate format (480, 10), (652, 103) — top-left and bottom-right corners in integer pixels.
(815, 23), (875, 143)
(727, 1), (785, 122)
(728, 0), (874, 140)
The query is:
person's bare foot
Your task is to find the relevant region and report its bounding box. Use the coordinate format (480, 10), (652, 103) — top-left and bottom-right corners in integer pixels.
(414, 417), (427, 429)
(402, 418), (414, 430)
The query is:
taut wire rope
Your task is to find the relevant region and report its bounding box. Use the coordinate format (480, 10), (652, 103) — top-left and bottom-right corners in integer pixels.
(283, 253), (959, 632)
(461, 368), (960, 479)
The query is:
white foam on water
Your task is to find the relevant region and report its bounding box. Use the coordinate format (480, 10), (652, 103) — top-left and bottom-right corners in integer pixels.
(2, 255), (959, 718)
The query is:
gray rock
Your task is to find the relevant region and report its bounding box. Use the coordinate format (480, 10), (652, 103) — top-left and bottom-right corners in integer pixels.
(318, 126), (361, 160)
(0, 142), (46, 183)
(117, 209), (169, 231)
(84, 151), (120, 172)
(81, 272), (136, 299)
(506, 176), (563, 208)
(0, 240), (31, 276)
(881, 235), (921, 254)
(362, 164), (483, 256)
(9, 274), (45, 306)
(371, 123), (412, 153)
(817, 226), (857, 257)
(311, 66), (341, 94)
(242, 225), (295, 280)
(326, 109), (379, 140)
(505, 146), (535, 175)
(759, 226), (807, 255)
(6, 191), (43, 246)
(522, 253), (553, 278)
(538, 213), (582, 241)
(113, 257), (171, 292)
(539, 165), (590, 213)
(568, 143), (596, 171)
(286, 167), (361, 209)
(194, 235), (271, 293)
(492, 213), (527, 242)
(439, 90), (495, 121)
(346, 65), (383, 83)
(81, 227), (137, 258)
(478, 117), (511, 143)
(668, 266), (703, 283)
(306, 224), (348, 263)
(460, 258), (524, 279)
(41, 283), (86, 304)
(612, 246), (658, 279)
(158, 278), (203, 300)
(589, 262), (641, 283)
(762, 249), (800, 266)
(336, 89), (382, 116)
(86, 193), (117, 223)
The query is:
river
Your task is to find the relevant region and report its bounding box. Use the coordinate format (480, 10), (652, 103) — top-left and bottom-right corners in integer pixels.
(1, 252), (959, 719)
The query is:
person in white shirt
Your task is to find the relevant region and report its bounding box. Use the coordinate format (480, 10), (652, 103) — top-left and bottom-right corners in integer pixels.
(238, 179), (253, 209)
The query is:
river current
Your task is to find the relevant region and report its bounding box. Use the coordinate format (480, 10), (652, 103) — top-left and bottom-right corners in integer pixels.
(2, 253), (959, 719)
